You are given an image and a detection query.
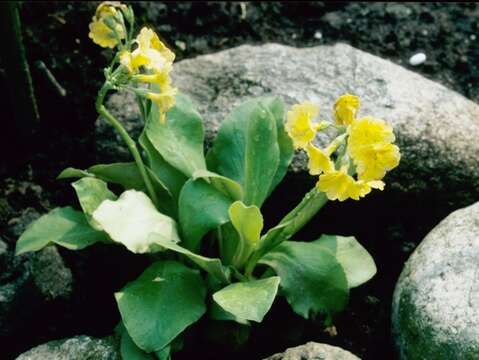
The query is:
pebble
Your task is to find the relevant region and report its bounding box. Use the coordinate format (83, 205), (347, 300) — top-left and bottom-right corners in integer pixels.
(409, 52), (426, 66)
(314, 31), (323, 40)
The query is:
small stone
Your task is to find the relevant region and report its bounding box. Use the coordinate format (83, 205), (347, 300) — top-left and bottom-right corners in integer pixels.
(15, 335), (120, 360)
(175, 40), (186, 51)
(314, 31), (323, 40)
(409, 52), (426, 66)
(263, 342), (360, 360)
(392, 201), (479, 359)
(470, 34), (476, 41)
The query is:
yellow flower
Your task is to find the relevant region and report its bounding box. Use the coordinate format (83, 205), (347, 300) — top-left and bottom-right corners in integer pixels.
(317, 167), (385, 201)
(334, 93), (360, 126)
(130, 27), (175, 73)
(88, 2), (126, 48)
(134, 63), (173, 89)
(285, 101), (320, 149)
(147, 85), (178, 123)
(306, 143), (335, 175)
(347, 116), (400, 181)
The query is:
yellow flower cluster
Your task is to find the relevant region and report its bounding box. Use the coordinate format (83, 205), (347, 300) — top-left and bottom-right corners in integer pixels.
(120, 27), (177, 123)
(88, 2), (126, 49)
(286, 94), (400, 201)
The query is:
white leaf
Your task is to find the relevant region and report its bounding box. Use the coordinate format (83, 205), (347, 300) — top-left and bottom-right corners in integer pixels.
(92, 190), (180, 253)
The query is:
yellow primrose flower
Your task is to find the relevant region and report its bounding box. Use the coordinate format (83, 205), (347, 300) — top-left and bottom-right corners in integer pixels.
(306, 143), (335, 175)
(317, 167), (385, 201)
(285, 101), (320, 149)
(347, 116), (400, 181)
(130, 27), (175, 73)
(334, 93), (360, 126)
(147, 85), (178, 123)
(134, 63), (173, 89)
(88, 2), (126, 48)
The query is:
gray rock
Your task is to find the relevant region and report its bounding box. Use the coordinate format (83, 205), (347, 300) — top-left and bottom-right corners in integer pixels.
(263, 342), (360, 360)
(392, 201), (479, 359)
(100, 43), (479, 207)
(16, 335), (120, 360)
(31, 246), (73, 300)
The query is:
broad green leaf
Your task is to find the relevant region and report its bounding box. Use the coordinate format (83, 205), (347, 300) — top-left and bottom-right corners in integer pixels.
(120, 328), (155, 360)
(155, 346), (171, 360)
(314, 235), (377, 288)
(206, 98), (280, 207)
(147, 233), (230, 283)
(57, 167), (93, 179)
(213, 277), (280, 322)
(115, 260), (207, 352)
(229, 201), (263, 246)
(15, 207), (107, 255)
(209, 299), (250, 325)
(193, 169), (243, 201)
(72, 177), (117, 228)
(229, 201), (264, 266)
(261, 97), (294, 196)
(88, 162), (145, 190)
(178, 178), (232, 252)
(92, 190), (180, 254)
(259, 241), (349, 319)
(140, 131), (187, 200)
(145, 93), (206, 177)
(89, 162), (175, 218)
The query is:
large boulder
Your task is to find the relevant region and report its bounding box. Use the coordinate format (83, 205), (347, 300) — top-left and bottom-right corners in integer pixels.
(264, 342), (360, 360)
(15, 335), (120, 360)
(392, 201), (479, 359)
(100, 42), (479, 208)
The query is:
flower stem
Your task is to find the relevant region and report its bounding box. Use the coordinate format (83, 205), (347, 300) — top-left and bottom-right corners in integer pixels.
(245, 187), (328, 277)
(96, 84), (159, 207)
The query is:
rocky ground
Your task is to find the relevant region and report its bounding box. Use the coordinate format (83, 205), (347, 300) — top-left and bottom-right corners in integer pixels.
(1, 2), (479, 360)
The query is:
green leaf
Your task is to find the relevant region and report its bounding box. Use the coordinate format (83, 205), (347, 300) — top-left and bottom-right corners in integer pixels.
(212, 277), (280, 322)
(145, 93), (206, 177)
(88, 162), (146, 190)
(259, 241), (349, 319)
(229, 201), (264, 266)
(209, 299), (250, 325)
(71, 177), (117, 228)
(140, 131), (187, 200)
(59, 162), (175, 217)
(178, 178), (232, 252)
(115, 260), (207, 352)
(15, 207), (107, 255)
(206, 98), (280, 207)
(57, 167), (93, 179)
(229, 201), (263, 246)
(192, 169), (243, 201)
(147, 233), (230, 283)
(261, 97), (294, 196)
(92, 190), (180, 254)
(314, 235), (377, 288)
(121, 328), (156, 360)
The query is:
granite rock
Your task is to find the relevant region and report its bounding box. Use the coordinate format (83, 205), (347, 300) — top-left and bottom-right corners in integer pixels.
(264, 342), (360, 360)
(100, 43), (479, 207)
(392, 201), (479, 359)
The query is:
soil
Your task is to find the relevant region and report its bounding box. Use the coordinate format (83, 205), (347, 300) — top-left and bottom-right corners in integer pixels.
(1, 2), (478, 360)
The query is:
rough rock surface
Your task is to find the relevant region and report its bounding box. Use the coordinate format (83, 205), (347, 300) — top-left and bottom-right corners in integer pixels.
(392, 201), (479, 359)
(100, 43), (479, 207)
(264, 342), (360, 360)
(15, 335), (120, 360)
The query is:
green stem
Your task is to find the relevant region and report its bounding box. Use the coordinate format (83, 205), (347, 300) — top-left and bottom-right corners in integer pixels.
(245, 187), (328, 277)
(96, 85), (159, 207)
